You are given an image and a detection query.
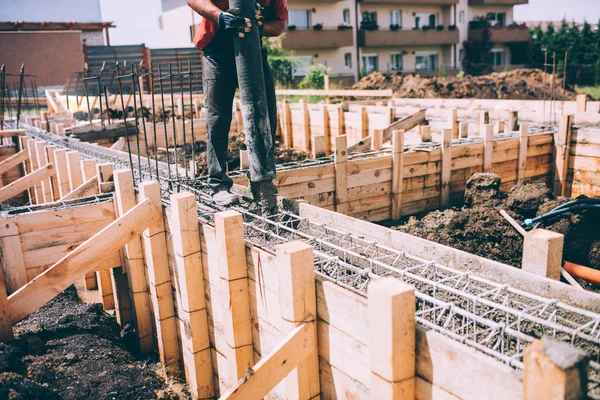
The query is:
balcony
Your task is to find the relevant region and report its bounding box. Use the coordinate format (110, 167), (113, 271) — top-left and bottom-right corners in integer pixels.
(281, 28), (354, 50)
(360, 0), (458, 4)
(358, 28), (459, 47)
(469, 0), (528, 5)
(469, 26), (529, 43)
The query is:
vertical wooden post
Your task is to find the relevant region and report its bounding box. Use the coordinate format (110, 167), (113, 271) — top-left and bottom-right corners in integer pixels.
(53, 148), (71, 198)
(81, 157), (99, 290)
(334, 135), (349, 212)
(337, 105), (346, 137)
(391, 130), (404, 220)
(448, 108), (458, 139)
(360, 106), (368, 139)
(96, 163), (114, 193)
(26, 138), (41, 203)
(522, 229), (564, 281)
(214, 210), (254, 385)
(478, 110), (489, 136)
(282, 99), (293, 148)
(240, 149), (249, 169)
(553, 114), (573, 197)
(372, 129), (384, 151)
(524, 337), (588, 400)
(0, 219), (27, 294)
(35, 141), (53, 203)
(94, 163), (115, 311)
(276, 241), (320, 399)
(45, 145), (61, 201)
(508, 111), (519, 132)
(495, 120), (505, 134)
(420, 125), (432, 143)
(81, 158), (97, 181)
(517, 124), (529, 181)
(171, 192), (214, 399)
(311, 135), (326, 159)
(459, 121), (469, 139)
(138, 181), (181, 375)
(369, 277), (416, 399)
(576, 93), (587, 113)
(0, 265), (13, 341)
(321, 104), (331, 155)
(440, 128), (452, 207)
(65, 151), (84, 191)
(483, 123), (494, 173)
(300, 99), (311, 152)
(113, 170), (153, 353)
(387, 102), (396, 124)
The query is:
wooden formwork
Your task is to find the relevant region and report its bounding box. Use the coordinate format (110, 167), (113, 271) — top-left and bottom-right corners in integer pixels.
(1, 175), (595, 399)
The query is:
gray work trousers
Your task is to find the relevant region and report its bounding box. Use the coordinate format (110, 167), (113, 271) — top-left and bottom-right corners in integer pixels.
(202, 39), (277, 192)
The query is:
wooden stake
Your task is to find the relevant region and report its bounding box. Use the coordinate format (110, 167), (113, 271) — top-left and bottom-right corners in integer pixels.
(553, 114), (573, 197)
(576, 94), (587, 113)
(65, 151), (83, 191)
(44, 146), (61, 201)
(52, 148), (71, 198)
(522, 229), (564, 281)
(483, 124), (494, 173)
(0, 264), (13, 341)
(321, 104), (331, 155)
(34, 141), (54, 203)
(240, 149), (249, 169)
(517, 124), (529, 181)
(214, 210), (253, 386)
(139, 181), (181, 375)
(459, 121), (469, 139)
(114, 170), (153, 352)
(478, 110), (489, 136)
(337, 105), (346, 137)
(276, 241), (320, 399)
(81, 158), (99, 290)
(0, 219), (27, 295)
(420, 125), (432, 143)
(360, 106), (368, 139)
(334, 135), (348, 211)
(25, 138), (42, 203)
(312, 135), (326, 159)
(440, 129), (452, 207)
(300, 99), (311, 152)
(391, 130), (404, 221)
(282, 99), (293, 148)
(508, 111), (519, 132)
(369, 277), (416, 399)
(495, 120), (505, 134)
(448, 108), (458, 139)
(171, 192), (214, 399)
(372, 129), (383, 151)
(524, 337), (588, 400)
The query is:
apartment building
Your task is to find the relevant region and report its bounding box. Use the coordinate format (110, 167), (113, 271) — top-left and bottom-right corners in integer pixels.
(157, 0), (529, 82)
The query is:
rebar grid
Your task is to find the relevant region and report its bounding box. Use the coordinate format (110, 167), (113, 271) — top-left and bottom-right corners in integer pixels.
(14, 122), (600, 397)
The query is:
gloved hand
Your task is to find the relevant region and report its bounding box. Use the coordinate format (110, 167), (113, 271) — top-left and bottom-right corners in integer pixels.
(255, 3), (264, 33)
(218, 8), (251, 38)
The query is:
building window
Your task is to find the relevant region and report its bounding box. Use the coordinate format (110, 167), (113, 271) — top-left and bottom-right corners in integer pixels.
(345, 53), (352, 69)
(362, 54), (378, 74)
(459, 11), (465, 24)
(416, 52), (438, 71)
(391, 53), (403, 71)
(390, 10), (401, 28)
(491, 49), (505, 67)
(415, 13), (437, 29)
(343, 9), (351, 25)
(486, 12), (506, 28)
(288, 10), (311, 29)
(361, 11), (378, 30)
(290, 56), (313, 77)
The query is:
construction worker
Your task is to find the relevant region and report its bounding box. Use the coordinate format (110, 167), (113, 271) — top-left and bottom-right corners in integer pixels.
(187, 0), (287, 208)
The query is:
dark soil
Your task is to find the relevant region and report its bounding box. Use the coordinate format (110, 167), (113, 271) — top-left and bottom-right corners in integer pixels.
(0, 287), (186, 400)
(382, 173), (600, 280)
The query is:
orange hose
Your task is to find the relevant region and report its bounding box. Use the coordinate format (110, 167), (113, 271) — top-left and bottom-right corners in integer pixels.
(564, 262), (600, 285)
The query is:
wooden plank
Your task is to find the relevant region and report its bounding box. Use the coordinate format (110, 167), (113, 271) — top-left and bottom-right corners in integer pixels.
(276, 89), (393, 97)
(554, 114), (573, 197)
(0, 129), (25, 137)
(221, 323), (316, 400)
(518, 125), (529, 181)
(65, 151), (83, 191)
(335, 135), (348, 210)
(440, 129), (452, 207)
(44, 146), (61, 201)
(391, 131), (404, 220)
(34, 141), (54, 203)
(483, 124), (494, 173)
(138, 181), (180, 375)
(25, 137), (41, 203)
(0, 150), (27, 176)
(52, 148), (71, 198)
(276, 241), (320, 399)
(60, 176), (99, 201)
(0, 163), (55, 204)
(0, 219), (27, 295)
(0, 264), (13, 340)
(8, 197), (161, 324)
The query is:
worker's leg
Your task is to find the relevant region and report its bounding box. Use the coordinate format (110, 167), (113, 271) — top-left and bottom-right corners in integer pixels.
(203, 48), (239, 205)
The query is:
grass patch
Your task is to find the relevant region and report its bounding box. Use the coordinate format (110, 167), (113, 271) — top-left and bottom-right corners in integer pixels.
(576, 85), (600, 100)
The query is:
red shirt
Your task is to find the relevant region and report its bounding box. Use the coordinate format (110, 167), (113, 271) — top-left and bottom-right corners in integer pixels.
(194, 0), (288, 50)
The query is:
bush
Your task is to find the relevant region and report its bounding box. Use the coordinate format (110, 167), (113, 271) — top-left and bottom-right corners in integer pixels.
(436, 25), (444, 31)
(439, 64), (447, 78)
(448, 24), (457, 31)
(313, 23), (323, 31)
(299, 64), (332, 89)
(457, 71), (465, 79)
(337, 24), (352, 30)
(262, 37), (295, 87)
(288, 25), (296, 31)
(390, 24), (400, 31)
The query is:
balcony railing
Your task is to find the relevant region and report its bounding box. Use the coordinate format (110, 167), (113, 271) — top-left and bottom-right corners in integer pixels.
(360, 0), (458, 4)
(468, 26), (529, 43)
(469, 0), (528, 5)
(281, 27), (354, 50)
(359, 28), (459, 47)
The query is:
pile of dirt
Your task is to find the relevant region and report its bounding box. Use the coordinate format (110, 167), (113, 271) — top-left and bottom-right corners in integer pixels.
(383, 174), (600, 275)
(0, 287), (185, 399)
(353, 69), (576, 100)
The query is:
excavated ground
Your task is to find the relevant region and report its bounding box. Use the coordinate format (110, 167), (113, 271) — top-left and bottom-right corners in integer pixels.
(381, 174), (600, 290)
(0, 287), (187, 400)
(353, 69), (576, 100)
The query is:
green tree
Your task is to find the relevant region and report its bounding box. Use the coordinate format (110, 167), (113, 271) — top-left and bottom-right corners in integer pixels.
(299, 64), (331, 89)
(262, 37), (295, 87)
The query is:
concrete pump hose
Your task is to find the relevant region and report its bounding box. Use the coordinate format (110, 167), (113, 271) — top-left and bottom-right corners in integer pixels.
(564, 261), (600, 286)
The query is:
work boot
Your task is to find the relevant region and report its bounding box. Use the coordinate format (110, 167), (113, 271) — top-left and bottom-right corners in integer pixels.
(212, 188), (239, 207)
(250, 180), (278, 215)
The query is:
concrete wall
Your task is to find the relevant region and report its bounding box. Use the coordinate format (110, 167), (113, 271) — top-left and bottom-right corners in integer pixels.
(161, 5), (197, 48)
(0, 31), (84, 87)
(0, 0), (102, 22)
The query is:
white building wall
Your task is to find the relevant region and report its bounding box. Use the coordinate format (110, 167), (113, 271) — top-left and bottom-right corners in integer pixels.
(100, 0), (166, 47)
(161, 6), (198, 48)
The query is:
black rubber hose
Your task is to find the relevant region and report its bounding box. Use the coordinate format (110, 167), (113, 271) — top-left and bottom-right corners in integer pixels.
(230, 0), (276, 183)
